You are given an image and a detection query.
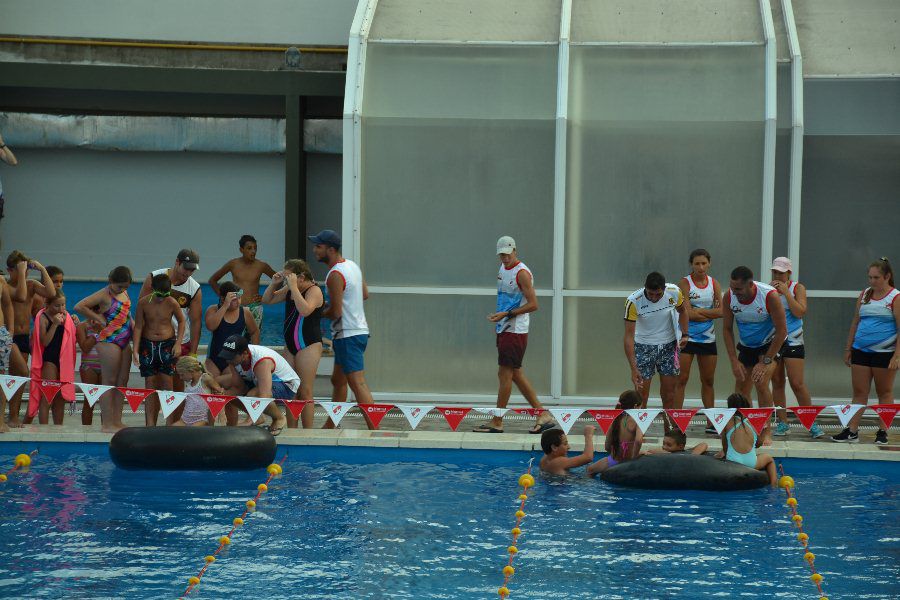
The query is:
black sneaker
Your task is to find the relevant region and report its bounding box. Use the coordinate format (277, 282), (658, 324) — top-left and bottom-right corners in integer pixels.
(875, 429), (888, 445)
(831, 428), (859, 443)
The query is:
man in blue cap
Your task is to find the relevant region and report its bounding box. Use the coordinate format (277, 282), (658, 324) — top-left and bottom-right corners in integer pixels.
(308, 229), (375, 429)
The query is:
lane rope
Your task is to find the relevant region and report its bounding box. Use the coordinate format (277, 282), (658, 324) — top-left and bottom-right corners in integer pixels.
(497, 458), (535, 598)
(0, 450), (38, 482)
(778, 463), (828, 600)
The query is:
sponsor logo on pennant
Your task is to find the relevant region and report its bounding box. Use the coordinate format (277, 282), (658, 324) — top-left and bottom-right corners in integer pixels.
(625, 408), (662, 435)
(739, 407), (775, 435)
(398, 405), (433, 430)
(665, 408), (699, 434)
(473, 407), (510, 418)
(869, 404), (900, 430)
(159, 392), (187, 419)
(789, 406), (825, 431)
(279, 399), (308, 419)
(318, 402), (355, 427)
(511, 408), (546, 417)
(701, 408), (737, 435)
(76, 382), (115, 407)
(200, 394), (236, 419)
(238, 396), (273, 423)
(829, 404), (865, 429)
(0, 375), (29, 398)
(548, 408), (584, 435)
(586, 409), (623, 434)
(360, 404), (394, 429)
(37, 379), (63, 403)
(118, 387), (155, 413)
(436, 407), (472, 432)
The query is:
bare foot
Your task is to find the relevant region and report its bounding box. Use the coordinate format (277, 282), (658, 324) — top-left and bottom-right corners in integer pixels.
(100, 423), (126, 434)
(0, 421), (9, 433)
(8, 418), (23, 428)
(236, 417), (254, 426)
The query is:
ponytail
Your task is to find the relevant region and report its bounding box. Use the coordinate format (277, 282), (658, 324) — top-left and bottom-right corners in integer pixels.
(863, 257), (894, 303)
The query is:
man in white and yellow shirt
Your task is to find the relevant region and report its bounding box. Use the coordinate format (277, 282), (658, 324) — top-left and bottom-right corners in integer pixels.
(624, 272), (689, 416)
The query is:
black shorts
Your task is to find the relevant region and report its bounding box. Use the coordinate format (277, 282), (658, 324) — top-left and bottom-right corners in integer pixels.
(851, 348), (893, 369)
(737, 343), (777, 369)
(13, 333), (29, 355)
(682, 341), (717, 356)
(780, 344), (805, 360)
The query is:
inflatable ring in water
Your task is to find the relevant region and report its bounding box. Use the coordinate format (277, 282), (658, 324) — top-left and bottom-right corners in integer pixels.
(600, 452), (768, 491)
(110, 426), (276, 470)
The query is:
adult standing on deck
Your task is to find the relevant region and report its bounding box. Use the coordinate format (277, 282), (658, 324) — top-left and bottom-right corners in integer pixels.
(0, 130), (18, 221)
(208, 235), (276, 332)
(474, 236), (553, 434)
(722, 266), (787, 445)
(309, 230), (375, 430)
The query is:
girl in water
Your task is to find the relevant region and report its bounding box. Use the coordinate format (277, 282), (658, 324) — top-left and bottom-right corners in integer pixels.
(717, 393), (777, 486)
(587, 390), (643, 475)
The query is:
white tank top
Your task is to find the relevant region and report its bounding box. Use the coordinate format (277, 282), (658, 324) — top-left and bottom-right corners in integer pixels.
(152, 268), (200, 345)
(496, 261), (532, 335)
(779, 281), (804, 346)
(854, 287), (898, 353)
(729, 281), (776, 348)
(685, 274), (716, 344)
(326, 259), (369, 340)
(235, 345), (300, 393)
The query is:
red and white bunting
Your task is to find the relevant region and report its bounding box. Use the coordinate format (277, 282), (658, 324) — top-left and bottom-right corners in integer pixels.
(789, 406), (825, 431)
(0, 375), (29, 399)
(75, 382), (115, 407)
(158, 392), (187, 419)
(473, 407), (510, 418)
(701, 408), (737, 435)
(624, 408), (662, 435)
(548, 408), (584, 435)
(436, 407), (471, 431)
(739, 407), (775, 435)
(118, 387), (155, 413)
(586, 409), (623, 434)
(511, 408), (546, 417)
(829, 404), (865, 429)
(37, 379), (64, 403)
(239, 396), (273, 423)
(201, 394), (236, 419)
(397, 405), (433, 429)
(318, 402), (356, 427)
(360, 403), (395, 429)
(870, 404), (900, 430)
(665, 408), (699, 434)
(279, 399), (308, 419)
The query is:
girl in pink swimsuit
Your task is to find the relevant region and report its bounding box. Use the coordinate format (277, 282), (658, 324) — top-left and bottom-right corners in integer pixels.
(172, 356), (225, 426)
(587, 390), (644, 475)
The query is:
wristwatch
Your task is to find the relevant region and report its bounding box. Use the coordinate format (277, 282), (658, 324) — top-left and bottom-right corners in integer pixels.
(507, 311), (515, 319)
(762, 356), (773, 365)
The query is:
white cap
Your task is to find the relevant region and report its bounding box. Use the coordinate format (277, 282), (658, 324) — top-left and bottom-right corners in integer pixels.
(496, 236), (516, 255)
(771, 257), (793, 273)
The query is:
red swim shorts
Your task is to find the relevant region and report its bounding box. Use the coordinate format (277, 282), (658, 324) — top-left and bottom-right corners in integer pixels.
(497, 332), (528, 369)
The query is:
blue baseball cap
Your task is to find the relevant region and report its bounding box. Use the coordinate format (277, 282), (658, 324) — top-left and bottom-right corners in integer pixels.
(307, 229), (342, 249)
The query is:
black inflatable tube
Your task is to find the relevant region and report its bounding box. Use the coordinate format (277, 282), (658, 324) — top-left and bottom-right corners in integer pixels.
(109, 426), (276, 470)
(600, 452), (769, 491)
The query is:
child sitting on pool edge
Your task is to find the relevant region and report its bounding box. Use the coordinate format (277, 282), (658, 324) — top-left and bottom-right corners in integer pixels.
(716, 393), (777, 486)
(586, 390), (643, 476)
(172, 356), (225, 427)
(643, 429), (708, 455)
(539, 425), (596, 475)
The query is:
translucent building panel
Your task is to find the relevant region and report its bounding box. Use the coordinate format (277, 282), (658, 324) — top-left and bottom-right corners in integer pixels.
(571, 0), (764, 44)
(369, 0), (561, 43)
(801, 297), (873, 399)
(363, 293), (552, 395)
(562, 297), (736, 399)
(772, 131), (791, 260)
(799, 136), (900, 290)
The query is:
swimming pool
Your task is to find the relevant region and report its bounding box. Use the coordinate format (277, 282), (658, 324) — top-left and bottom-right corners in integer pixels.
(0, 443), (897, 599)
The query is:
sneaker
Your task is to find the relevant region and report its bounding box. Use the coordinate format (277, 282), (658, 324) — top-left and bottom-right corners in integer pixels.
(704, 426), (717, 435)
(809, 423), (825, 439)
(875, 429), (888, 445)
(774, 422), (791, 436)
(831, 428), (858, 443)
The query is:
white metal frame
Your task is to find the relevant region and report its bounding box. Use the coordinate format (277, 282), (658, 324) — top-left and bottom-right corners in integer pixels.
(759, 0), (777, 278)
(781, 0), (804, 278)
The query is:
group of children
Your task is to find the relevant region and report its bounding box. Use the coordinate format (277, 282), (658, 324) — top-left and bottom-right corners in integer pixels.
(540, 390), (777, 486)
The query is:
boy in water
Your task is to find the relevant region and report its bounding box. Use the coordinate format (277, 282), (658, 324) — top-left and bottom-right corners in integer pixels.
(132, 273), (185, 426)
(208, 235), (276, 331)
(643, 429), (708, 455)
(539, 425), (596, 475)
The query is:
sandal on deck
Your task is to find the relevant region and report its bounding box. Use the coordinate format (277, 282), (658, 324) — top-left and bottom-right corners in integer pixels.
(473, 423), (504, 433)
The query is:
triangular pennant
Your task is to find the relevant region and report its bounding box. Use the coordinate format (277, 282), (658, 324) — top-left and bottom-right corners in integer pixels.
(359, 403), (395, 429)
(279, 399), (308, 419)
(739, 407), (775, 436)
(548, 408), (584, 435)
(665, 408), (699, 434)
(239, 396), (273, 423)
(789, 406), (825, 431)
(159, 392), (187, 419)
(829, 404), (865, 429)
(436, 407), (472, 432)
(397, 405), (433, 430)
(118, 387), (155, 413)
(701, 408), (737, 435)
(76, 382), (115, 407)
(0, 375), (29, 399)
(624, 408), (663, 435)
(586, 409), (623, 434)
(511, 408), (546, 417)
(201, 394), (236, 419)
(473, 407), (510, 418)
(318, 402), (356, 427)
(869, 404), (900, 430)
(37, 379), (63, 403)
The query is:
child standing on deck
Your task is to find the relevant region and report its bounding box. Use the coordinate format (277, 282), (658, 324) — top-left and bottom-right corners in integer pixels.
(133, 273), (185, 427)
(76, 318), (102, 425)
(539, 425), (596, 475)
(29, 290), (76, 424)
(716, 393), (777, 486)
(172, 356), (225, 427)
(587, 390), (644, 475)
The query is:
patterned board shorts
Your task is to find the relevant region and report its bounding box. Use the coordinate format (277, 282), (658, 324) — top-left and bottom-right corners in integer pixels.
(635, 340), (680, 380)
(0, 326), (11, 373)
(139, 337), (176, 377)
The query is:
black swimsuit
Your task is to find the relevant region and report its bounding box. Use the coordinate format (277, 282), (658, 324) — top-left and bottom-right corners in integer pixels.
(284, 287), (323, 355)
(41, 314), (64, 367)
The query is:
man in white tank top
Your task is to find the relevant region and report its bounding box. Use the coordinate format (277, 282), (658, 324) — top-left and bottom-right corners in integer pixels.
(309, 229), (376, 430)
(722, 266), (787, 444)
(218, 334), (291, 434)
(473, 236), (553, 435)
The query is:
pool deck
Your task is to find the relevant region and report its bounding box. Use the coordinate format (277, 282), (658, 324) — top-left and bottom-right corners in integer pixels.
(2, 409), (897, 462)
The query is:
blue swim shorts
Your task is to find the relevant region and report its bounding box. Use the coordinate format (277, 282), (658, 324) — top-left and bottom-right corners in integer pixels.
(334, 334), (368, 374)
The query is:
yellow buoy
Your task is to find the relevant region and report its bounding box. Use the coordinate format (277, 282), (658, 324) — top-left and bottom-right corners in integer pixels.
(188, 576), (200, 585)
(267, 464), (282, 475)
(786, 498), (798, 507)
(515, 510), (525, 518)
(811, 573), (823, 584)
(14, 454), (31, 468)
(503, 565), (515, 576)
(518, 494), (528, 501)
(0, 474), (7, 482)
(804, 552), (815, 563)
(518, 474), (535, 488)
(246, 500), (256, 510)
(797, 533), (808, 542)
(219, 536), (231, 546)
(258, 484), (268, 493)
(205, 555), (216, 563)
(792, 515), (803, 524)
(498, 586), (510, 597)
(508, 546), (518, 555)
(233, 518), (244, 527)
(511, 527), (521, 535)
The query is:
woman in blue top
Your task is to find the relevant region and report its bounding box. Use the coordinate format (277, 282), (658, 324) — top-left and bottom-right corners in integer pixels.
(833, 258), (899, 445)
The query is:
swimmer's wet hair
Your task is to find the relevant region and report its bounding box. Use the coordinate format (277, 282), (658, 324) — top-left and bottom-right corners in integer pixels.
(541, 428), (565, 455)
(726, 393), (751, 409)
(665, 429), (686, 447)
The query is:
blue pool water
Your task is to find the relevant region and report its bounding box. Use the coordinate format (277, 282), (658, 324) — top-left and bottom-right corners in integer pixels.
(0, 443), (897, 599)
